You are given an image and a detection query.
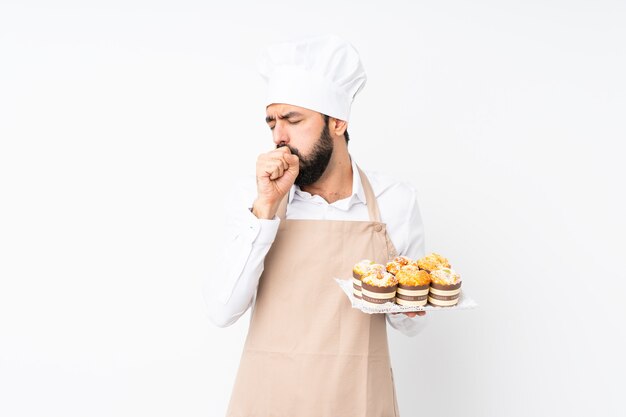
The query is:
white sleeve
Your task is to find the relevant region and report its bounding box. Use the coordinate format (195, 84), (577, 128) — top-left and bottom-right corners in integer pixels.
(386, 183), (428, 336)
(385, 313), (429, 337)
(202, 181), (281, 328)
(403, 185), (425, 260)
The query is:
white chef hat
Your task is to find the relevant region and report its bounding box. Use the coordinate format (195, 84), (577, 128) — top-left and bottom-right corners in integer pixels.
(258, 34), (367, 122)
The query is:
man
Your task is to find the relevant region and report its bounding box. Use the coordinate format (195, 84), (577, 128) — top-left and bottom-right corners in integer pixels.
(204, 35), (427, 417)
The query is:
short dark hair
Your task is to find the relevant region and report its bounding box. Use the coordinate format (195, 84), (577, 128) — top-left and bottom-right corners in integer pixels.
(322, 114), (349, 144)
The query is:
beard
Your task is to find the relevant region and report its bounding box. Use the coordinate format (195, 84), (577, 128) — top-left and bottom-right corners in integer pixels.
(277, 123), (334, 187)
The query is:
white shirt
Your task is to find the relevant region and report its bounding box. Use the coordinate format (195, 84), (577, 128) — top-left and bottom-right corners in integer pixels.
(203, 158), (428, 337)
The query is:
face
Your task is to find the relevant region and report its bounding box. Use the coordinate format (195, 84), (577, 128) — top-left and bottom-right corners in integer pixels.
(265, 104), (334, 186)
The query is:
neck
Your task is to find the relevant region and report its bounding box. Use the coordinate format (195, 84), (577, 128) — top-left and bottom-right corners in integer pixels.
(300, 141), (353, 204)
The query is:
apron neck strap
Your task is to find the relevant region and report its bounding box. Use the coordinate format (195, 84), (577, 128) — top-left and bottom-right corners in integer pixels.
(275, 164), (382, 223)
(356, 164), (381, 223)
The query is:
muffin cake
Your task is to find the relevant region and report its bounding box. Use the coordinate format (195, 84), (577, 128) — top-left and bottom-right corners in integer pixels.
(395, 265), (431, 307)
(416, 253), (450, 272)
(428, 267), (462, 307)
(360, 270), (398, 307)
(352, 259), (374, 299)
(386, 256), (411, 275)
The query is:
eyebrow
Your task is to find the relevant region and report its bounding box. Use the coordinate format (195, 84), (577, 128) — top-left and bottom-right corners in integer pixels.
(265, 112), (303, 124)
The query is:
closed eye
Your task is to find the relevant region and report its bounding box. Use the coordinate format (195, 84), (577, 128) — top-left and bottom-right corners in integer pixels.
(268, 119), (301, 130)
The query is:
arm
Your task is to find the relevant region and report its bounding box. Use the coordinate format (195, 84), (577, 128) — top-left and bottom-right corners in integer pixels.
(203, 147), (299, 327)
(386, 184), (429, 336)
(202, 191), (280, 327)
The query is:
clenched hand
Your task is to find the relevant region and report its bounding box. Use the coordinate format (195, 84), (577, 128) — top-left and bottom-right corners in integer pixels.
(252, 146), (299, 219)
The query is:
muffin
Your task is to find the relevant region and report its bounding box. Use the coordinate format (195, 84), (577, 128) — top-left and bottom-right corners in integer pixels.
(369, 263), (386, 276)
(416, 253), (451, 272)
(395, 265), (431, 307)
(352, 260), (374, 299)
(386, 256), (411, 275)
(428, 267), (462, 307)
(361, 270), (398, 307)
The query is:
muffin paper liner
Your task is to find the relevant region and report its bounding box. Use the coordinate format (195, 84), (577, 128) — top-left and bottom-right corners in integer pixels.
(335, 278), (478, 314)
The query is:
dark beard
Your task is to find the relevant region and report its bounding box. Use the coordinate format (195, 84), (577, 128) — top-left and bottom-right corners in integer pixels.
(277, 123), (333, 187)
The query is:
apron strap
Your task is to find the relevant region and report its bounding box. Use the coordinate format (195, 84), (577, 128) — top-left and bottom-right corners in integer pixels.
(356, 164), (382, 223)
(275, 164), (382, 223)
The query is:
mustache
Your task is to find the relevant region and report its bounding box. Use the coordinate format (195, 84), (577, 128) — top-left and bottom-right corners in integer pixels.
(276, 141), (301, 157)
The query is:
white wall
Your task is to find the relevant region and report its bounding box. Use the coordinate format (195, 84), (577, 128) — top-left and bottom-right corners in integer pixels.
(1, 1), (624, 416)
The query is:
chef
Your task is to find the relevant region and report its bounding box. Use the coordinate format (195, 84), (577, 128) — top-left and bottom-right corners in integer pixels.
(204, 35), (428, 417)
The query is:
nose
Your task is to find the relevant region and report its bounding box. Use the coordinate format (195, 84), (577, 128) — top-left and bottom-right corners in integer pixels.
(272, 121), (289, 147)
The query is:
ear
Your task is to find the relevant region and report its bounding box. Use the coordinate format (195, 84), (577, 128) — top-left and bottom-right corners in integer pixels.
(330, 117), (348, 137)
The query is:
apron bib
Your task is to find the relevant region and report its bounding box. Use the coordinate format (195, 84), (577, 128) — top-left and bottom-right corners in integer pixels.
(227, 167), (400, 417)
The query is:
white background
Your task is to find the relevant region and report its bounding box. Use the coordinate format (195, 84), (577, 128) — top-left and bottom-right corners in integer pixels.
(1, 1), (625, 416)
